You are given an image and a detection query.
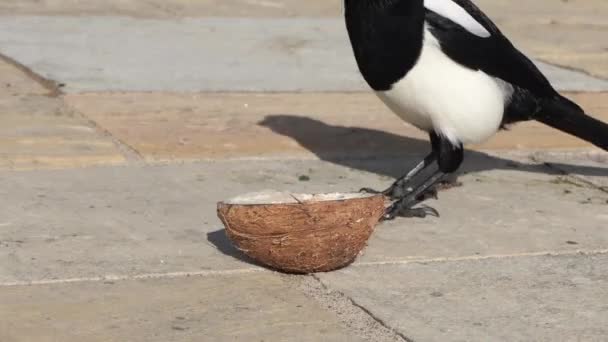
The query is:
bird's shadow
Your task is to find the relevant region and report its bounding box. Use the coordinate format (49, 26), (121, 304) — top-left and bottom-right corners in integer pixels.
(257, 114), (607, 178)
(207, 114), (606, 264)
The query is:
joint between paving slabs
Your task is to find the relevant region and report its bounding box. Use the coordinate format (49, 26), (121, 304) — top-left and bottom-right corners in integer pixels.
(282, 273), (414, 342)
(0, 52), (63, 97)
(530, 155), (608, 194)
(4, 250), (608, 287)
(355, 249), (608, 269)
(61, 101), (146, 164)
(537, 58), (608, 83)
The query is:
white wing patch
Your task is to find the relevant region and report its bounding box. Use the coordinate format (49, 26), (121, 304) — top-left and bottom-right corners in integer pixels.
(424, 0), (491, 38)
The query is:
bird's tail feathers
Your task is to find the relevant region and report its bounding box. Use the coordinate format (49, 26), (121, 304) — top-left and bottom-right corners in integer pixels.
(537, 96), (608, 151)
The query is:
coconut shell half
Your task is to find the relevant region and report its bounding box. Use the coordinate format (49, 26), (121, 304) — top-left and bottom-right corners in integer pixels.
(217, 192), (385, 274)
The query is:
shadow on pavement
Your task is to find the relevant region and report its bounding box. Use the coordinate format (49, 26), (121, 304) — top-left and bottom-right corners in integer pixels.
(258, 114), (607, 178)
(206, 229), (262, 266)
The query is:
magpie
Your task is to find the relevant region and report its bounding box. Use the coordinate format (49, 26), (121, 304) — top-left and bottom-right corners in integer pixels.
(344, 0), (608, 220)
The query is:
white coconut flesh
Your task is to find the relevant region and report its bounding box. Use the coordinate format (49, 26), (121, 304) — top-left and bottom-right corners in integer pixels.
(226, 190), (376, 205)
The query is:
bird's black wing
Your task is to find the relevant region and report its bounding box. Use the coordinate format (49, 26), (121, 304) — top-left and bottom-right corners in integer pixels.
(424, 0), (558, 98)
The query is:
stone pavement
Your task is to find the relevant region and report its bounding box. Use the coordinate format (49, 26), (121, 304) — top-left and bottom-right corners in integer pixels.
(0, 1), (607, 341)
(1, 16), (608, 93)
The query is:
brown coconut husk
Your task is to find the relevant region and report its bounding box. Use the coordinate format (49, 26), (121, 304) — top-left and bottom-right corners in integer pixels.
(217, 193), (385, 274)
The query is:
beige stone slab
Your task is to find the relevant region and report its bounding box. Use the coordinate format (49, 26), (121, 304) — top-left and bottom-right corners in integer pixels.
(63, 92), (424, 161)
(487, 92), (608, 150)
(0, 95), (125, 170)
(495, 19), (608, 79)
(65, 92), (608, 162)
(0, 56), (52, 98)
(0, 57), (125, 170)
(0, 273), (362, 342)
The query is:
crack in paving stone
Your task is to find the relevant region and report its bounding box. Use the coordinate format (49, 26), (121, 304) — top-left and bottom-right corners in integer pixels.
(556, 172), (608, 194)
(4, 250), (608, 287)
(282, 273), (412, 342)
(0, 268), (264, 287)
(531, 156), (608, 194)
(355, 249), (608, 268)
(537, 58), (608, 83)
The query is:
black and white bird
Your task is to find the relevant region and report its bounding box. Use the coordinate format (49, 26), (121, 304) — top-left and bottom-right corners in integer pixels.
(344, 0), (608, 220)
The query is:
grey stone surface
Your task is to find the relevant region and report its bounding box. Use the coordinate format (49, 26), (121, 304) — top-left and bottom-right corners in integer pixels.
(0, 272), (363, 342)
(0, 162), (257, 284)
(0, 16), (606, 93)
(1, 154), (606, 284)
(358, 155), (608, 264)
(320, 253), (608, 342)
(530, 150), (608, 190)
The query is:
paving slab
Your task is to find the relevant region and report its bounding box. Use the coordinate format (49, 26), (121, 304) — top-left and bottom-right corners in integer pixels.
(0, 59), (125, 170)
(0, 17), (606, 93)
(319, 253), (608, 342)
(0, 56), (50, 96)
(0, 96), (126, 170)
(0, 162), (253, 284)
(0, 0), (339, 18)
(358, 155), (608, 264)
(1, 155), (606, 284)
(0, 17), (358, 93)
(64, 92), (427, 161)
(64, 92), (608, 162)
(0, 272), (363, 342)
(476, 0), (608, 79)
(0, 0), (605, 78)
(507, 23), (608, 80)
(0, 0), (605, 24)
(530, 150), (608, 190)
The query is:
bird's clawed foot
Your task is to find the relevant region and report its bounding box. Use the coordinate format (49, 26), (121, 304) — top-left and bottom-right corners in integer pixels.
(382, 202), (439, 221)
(359, 186), (406, 199)
(360, 185), (437, 201)
(361, 178), (423, 199)
(359, 186), (387, 195)
(361, 184), (440, 221)
(376, 170), (449, 221)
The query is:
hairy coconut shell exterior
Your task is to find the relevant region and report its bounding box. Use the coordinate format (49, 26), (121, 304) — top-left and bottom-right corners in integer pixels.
(217, 195), (385, 274)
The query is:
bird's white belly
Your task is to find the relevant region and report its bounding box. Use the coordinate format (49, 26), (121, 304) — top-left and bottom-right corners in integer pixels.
(376, 30), (511, 145)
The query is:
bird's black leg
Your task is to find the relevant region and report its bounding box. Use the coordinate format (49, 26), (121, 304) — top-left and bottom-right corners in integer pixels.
(384, 135), (464, 220)
(384, 170), (446, 219)
(360, 152), (437, 199)
(360, 132), (442, 199)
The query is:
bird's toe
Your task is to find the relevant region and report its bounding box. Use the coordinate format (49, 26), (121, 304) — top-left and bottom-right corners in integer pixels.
(382, 203), (439, 221)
